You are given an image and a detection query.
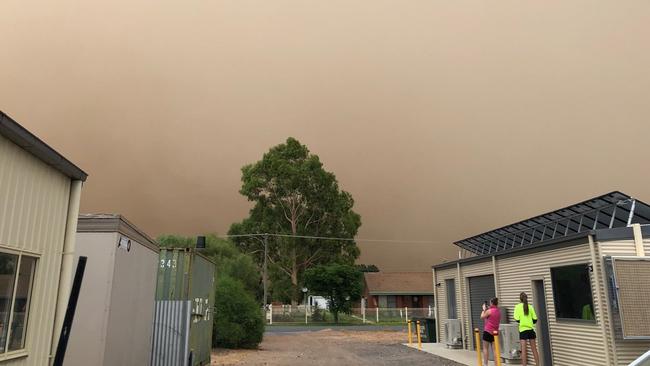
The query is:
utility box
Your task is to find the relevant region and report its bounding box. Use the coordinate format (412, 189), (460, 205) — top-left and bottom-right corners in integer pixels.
(499, 323), (522, 363)
(67, 214), (159, 366)
(413, 317), (436, 343)
(445, 319), (463, 348)
(152, 248), (216, 366)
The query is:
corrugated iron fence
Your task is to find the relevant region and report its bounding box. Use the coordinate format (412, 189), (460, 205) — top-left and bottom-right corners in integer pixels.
(151, 300), (191, 366)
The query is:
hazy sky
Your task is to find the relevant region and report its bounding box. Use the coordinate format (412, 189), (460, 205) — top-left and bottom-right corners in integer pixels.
(2, 1), (650, 271)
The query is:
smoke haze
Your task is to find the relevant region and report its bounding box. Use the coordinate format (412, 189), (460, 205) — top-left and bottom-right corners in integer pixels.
(2, 1), (650, 270)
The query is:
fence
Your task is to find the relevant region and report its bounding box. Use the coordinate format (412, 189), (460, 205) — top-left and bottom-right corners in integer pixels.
(265, 305), (435, 324)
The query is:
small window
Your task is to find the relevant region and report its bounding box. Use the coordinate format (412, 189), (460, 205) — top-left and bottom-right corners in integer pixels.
(0, 252), (37, 353)
(551, 263), (595, 320)
(446, 279), (457, 319)
(387, 295), (397, 308)
(378, 295), (387, 308)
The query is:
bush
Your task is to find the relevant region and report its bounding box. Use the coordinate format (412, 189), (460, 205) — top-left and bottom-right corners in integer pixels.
(214, 276), (264, 349)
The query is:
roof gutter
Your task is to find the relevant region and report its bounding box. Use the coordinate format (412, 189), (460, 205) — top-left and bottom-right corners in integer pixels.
(0, 111), (87, 181)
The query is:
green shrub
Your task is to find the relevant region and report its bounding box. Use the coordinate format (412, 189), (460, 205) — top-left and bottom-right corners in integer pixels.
(213, 276), (264, 349)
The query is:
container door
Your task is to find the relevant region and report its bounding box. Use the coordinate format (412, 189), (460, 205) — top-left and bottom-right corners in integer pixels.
(533, 280), (553, 366)
(151, 300), (191, 366)
(468, 275), (495, 350)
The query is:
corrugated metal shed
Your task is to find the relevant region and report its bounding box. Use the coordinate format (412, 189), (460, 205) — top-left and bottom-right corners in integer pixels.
(433, 192), (650, 366)
(0, 113), (85, 365)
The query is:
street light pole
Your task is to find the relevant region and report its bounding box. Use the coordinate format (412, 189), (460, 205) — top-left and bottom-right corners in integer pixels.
(302, 287), (308, 324)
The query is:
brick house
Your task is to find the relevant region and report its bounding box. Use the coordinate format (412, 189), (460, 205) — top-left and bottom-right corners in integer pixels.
(363, 272), (434, 309)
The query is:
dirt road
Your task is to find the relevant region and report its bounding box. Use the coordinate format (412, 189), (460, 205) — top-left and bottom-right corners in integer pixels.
(212, 329), (463, 365)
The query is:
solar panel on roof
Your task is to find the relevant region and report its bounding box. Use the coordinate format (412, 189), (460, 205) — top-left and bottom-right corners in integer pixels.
(455, 191), (650, 256)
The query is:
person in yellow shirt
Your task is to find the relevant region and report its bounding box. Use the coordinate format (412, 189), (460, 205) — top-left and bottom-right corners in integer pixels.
(513, 292), (540, 366)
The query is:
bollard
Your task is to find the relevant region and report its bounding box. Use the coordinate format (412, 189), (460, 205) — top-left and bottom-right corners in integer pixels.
(407, 320), (413, 345)
(474, 329), (482, 366)
(492, 331), (502, 366)
(416, 320), (422, 351)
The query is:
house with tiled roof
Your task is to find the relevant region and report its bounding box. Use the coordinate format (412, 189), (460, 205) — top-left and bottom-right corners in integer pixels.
(363, 272), (434, 309)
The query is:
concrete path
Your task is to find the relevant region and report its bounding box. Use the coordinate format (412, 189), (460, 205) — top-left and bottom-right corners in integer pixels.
(404, 343), (479, 366)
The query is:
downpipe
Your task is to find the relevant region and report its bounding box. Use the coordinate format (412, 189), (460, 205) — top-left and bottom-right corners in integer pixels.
(50, 180), (83, 363)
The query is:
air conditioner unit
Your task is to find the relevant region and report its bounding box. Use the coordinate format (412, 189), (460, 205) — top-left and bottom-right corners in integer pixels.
(444, 319), (463, 349)
(499, 324), (521, 364)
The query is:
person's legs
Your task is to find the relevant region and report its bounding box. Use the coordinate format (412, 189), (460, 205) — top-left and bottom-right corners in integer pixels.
(520, 340), (528, 366)
(530, 339), (540, 365)
(483, 341), (490, 366)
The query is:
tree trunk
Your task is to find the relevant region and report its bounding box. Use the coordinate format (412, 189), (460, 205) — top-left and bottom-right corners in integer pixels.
(290, 247), (298, 306)
(290, 217), (299, 306)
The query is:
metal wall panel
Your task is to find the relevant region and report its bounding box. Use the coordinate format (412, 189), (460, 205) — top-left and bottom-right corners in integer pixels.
(65, 232), (117, 366)
(188, 254), (215, 365)
(151, 301), (191, 366)
(104, 234), (158, 366)
(434, 266), (458, 343)
(599, 240), (637, 256)
(0, 134), (72, 365)
(497, 242), (606, 366)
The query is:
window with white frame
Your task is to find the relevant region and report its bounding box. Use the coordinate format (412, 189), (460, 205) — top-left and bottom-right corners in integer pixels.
(0, 252), (36, 353)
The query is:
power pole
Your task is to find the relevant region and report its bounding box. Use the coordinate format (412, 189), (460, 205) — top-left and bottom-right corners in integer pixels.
(263, 234), (269, 306)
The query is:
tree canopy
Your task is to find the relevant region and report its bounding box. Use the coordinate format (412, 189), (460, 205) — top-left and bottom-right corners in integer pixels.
(356, 264), (380, 272)
(303, 263), (363, 323)
(229, 137), (362, 303)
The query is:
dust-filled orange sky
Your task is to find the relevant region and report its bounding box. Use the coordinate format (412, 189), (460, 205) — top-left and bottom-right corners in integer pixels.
(2, 1), (650, 271)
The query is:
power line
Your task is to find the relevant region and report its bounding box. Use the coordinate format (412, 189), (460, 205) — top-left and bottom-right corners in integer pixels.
(223, 233), (440, 244)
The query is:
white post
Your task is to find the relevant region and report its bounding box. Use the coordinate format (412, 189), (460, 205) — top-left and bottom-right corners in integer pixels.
(305, 304), (308, 324)
(269, 304), (273, 325)
(362, 298), (366, 324)
(428, 305), (432, 317)
(405, 307), (409, 322)
(376, 307), (379, 323)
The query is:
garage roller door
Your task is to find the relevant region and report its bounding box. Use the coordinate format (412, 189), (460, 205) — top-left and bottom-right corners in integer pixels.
(468, 275), (495, 349)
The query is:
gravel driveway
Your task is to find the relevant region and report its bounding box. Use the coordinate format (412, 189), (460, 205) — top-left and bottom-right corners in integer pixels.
(212, 329), (463, 365)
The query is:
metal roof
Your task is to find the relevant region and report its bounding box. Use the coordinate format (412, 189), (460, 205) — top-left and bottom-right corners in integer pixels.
(0, 111), (87, 181)
(77, 214), (159, 252)
(455, 191), (650, 256)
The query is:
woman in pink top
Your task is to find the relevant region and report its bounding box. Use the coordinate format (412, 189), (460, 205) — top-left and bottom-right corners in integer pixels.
(481, 298), (501, 366)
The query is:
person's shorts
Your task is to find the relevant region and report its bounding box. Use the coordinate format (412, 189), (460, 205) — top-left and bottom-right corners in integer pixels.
(520, 330), (537, 340)
(483, 331), (495, 343)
